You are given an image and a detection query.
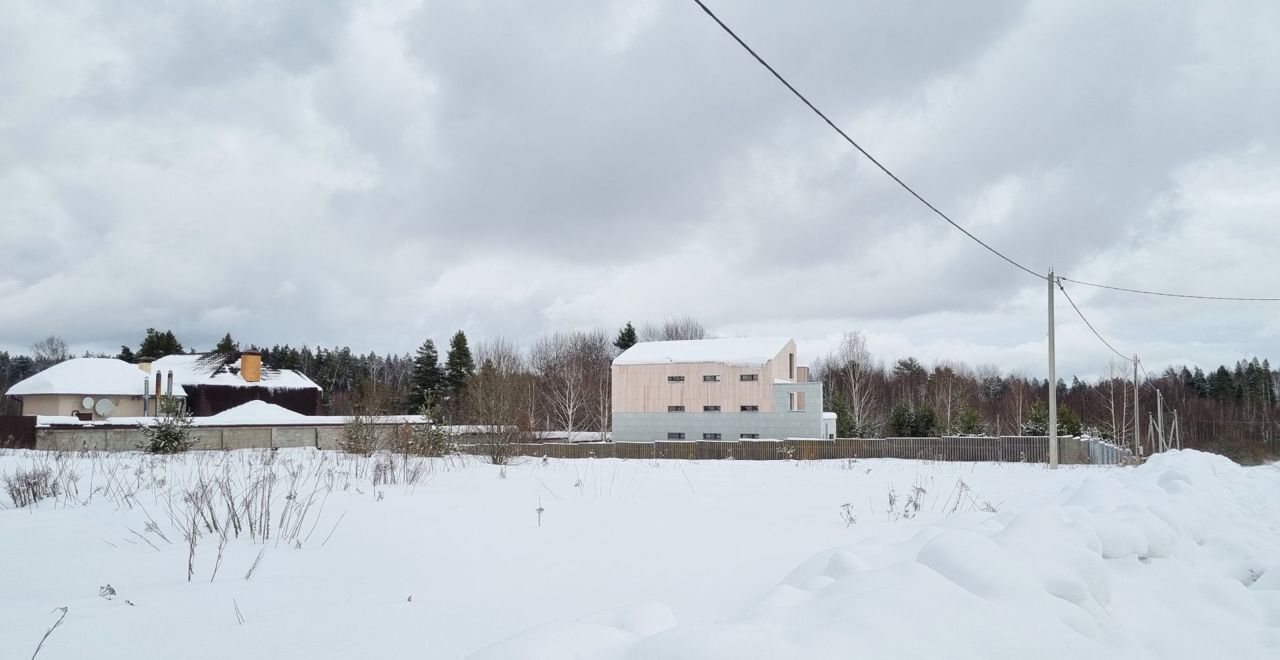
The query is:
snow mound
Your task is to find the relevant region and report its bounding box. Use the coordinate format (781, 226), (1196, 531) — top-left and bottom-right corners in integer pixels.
(205, 400), (306, 422)
(613, 337), (792, 366)
(6, 357), (186, 397)
(471, 451), (1280, 659)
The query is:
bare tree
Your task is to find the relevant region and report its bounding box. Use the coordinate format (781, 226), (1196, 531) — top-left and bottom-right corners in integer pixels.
(1096, 358), (1133, 447)
(821, 332), (884, 436)
(31, 336), (70, 370)
(929, 362), (973, 435)
(531, 330), (612, 438)
(639, 316), (709, 342)
(467, 338), (533, 463)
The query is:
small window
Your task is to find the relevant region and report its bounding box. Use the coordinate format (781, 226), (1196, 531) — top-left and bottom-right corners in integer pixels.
(740, 405), (759, 412)
(667, 432), (685, 440)
(703, 405), (721, 412)
(739, 374), (758, 382)
(740, 433), (759, 439)
(789, 392), (806, 412)
(703, 375), (720, 382)
(703, 433), (722, 440)
(668, 405), (685, 413)
(667, 375), (685, 383)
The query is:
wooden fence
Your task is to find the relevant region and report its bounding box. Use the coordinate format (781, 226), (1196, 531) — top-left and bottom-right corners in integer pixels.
(0, 415), (36, 449)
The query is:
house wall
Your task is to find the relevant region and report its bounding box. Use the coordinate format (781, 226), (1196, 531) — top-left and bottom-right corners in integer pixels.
(19, 394), (146, 419)
(610, 340), (797, 415)
(186, 385), (322, 417)
(613, 381), (824, 442)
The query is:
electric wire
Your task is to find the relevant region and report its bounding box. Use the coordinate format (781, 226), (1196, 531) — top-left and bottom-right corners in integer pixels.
(1058, 277), (1280, 302)
(1055, 278), (1134, 363)
(690, 0), (1280, 302)
(688, 0), (1042, 280)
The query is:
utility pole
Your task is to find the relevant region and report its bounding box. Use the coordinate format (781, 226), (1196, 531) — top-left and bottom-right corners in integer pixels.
(1048, 269), (1058, 469)
(1133, 355), (1141, 456)
(1157, 389), (1165, 452)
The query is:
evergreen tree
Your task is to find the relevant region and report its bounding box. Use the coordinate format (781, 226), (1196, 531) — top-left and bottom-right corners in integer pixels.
(410, 339), (445, 410)
(614, 322), (638, 352)
(831, 394), (855, 438)
(214, 332), (239, 353)
(1021, 401), (1049, 435)
(116, 345), (136, 363)
(138, 328), (184, 359)
(444, 330), (476, 403)
(887, 402), (913, 437)
(911, 405), (937, 437)
(956, 405), (986, 435)
(1057, 405), (1083, 437)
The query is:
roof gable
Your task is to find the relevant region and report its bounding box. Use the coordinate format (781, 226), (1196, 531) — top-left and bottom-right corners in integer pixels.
(151, 354), (320, 391)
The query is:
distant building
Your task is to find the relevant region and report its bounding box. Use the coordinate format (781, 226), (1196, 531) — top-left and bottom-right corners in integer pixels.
(611, 337), (832, 442)
(150, 351), (322, 417)
(5, 357), (187, 420)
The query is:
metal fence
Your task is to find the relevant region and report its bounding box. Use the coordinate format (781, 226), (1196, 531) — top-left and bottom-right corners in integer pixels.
(454, 435), (1133, 465)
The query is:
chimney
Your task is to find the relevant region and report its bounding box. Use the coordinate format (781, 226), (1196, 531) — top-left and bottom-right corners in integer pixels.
(241, 351), (262, 383)
(138, 358), (153, 374)
(166, 370), (174, 397)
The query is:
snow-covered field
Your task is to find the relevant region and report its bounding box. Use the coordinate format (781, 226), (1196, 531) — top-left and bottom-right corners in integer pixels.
(2, 448), (1278, 659)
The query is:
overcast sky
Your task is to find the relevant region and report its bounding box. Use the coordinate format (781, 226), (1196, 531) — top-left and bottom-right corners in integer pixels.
(1, 0), (1277, 378)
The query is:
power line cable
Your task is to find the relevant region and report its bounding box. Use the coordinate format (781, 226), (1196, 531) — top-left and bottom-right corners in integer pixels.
(689, 0), (1279, 302)
(1058, 276), (1280, 302)
(688, 0), (1042, 280)
(1054, 278), (1134, 363)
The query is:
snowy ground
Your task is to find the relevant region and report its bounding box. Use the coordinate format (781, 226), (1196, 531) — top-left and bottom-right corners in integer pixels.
(1, 449), (1278, 659)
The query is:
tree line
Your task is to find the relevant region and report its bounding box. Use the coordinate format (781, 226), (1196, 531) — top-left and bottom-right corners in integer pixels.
(815, 332), (1278, 464)
(1, 321), (1276, 462)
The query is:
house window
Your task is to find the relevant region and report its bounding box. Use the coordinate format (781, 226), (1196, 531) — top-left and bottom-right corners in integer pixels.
(703, 433), (722, 440)
(789, 392), (806, 411)
(703, 375), (720, 382)
(667, 375), (685, 383)
(740, 374), (758, 382)
(789, 353), (795, 380)
(703, 405), (721, 412)
(667, 432), (685, 440)
(740, 405), (759, 412)
(740, 433), (759, 439)
(668, 405), (685, 412)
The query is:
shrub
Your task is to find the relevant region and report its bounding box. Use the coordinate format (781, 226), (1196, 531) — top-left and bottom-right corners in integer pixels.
(338, 413), (385, 456)
(4, 466), (60, 507)
(140, 397), (194, 454)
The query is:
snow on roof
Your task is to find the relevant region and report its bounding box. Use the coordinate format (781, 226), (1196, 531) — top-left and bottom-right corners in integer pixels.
(206, 400), (307, 423)
(613, 337), (794, 367)
(151, 353), (320, 390)
(6, 358), (187, 397)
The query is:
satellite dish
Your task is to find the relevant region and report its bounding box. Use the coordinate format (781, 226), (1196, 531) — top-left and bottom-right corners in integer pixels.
(82, 396), (95, 409)
(94, 399), (115, 418)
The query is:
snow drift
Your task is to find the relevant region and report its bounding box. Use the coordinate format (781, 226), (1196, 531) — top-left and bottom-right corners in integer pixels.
(472, 451), (1280, 659)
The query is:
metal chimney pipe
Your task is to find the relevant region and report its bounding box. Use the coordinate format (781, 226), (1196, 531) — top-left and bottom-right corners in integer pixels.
(166, 370), (174, 397)
(143, 377), (150, 416)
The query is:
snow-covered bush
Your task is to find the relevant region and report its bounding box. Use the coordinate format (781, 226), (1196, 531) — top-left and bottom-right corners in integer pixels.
(4, 466), (59, 507)
(339, 413), (385, 456)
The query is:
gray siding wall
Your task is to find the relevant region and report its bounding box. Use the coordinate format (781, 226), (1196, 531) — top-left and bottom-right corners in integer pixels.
(613, 381), (824, 442)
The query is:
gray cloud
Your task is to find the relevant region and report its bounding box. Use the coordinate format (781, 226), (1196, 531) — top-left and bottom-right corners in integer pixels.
(1, 0), (1277, 380)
